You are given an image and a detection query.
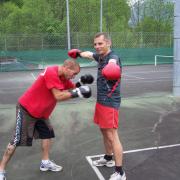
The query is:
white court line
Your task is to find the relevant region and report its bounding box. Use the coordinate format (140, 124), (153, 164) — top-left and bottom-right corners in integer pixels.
(31, 73), (37, 80)
(123, 74), (145, 79)
(124, 70), (172, 74)
(86, 156), (105, 180)
(127, 79), (172, 83)
(86, 143), (180, 180)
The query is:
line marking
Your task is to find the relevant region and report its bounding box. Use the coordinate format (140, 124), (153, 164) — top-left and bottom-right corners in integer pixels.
(126, 79), (172, 83)
(123, 143), (180, 154)
(86, 143), (180, 180)
(123, 70), (172, 74)
(86, 155), (105, 180)
(31, 73), (37, 80)
(124, 74), (145, 79)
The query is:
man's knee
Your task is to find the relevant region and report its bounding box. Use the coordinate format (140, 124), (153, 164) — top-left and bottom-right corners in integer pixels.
(103, 129), (114, 142)
(6, 144), (16, 155)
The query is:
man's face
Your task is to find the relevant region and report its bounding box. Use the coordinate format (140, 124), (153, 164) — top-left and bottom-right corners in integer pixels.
(65, 66), (80, 80)
(94, 35), (111, 56)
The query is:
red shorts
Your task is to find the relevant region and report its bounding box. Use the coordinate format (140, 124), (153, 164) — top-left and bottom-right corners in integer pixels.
(94, 102), (119, 129)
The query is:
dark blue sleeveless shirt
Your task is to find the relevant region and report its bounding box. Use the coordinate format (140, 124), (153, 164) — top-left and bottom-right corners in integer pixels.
(93, 51), (122, 109)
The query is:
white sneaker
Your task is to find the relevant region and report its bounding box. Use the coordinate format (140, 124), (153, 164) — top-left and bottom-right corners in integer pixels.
(0, 171), (6, 180)
(92, 157), (115, 167)
(109, 172), (126, 180)
(40, 160), (63, 172)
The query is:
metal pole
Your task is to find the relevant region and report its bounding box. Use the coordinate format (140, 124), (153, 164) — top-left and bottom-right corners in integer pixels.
(100, 0), (103, 32)
(173, 0), (180, 96)
(66, 0), (71, 49)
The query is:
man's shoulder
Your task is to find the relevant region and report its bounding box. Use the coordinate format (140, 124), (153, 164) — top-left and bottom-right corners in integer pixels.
(108, 51), (119, 60)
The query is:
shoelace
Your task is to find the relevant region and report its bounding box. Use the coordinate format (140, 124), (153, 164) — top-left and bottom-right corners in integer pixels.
(48, 160), (60, 167)
(111, 172), (120, 177)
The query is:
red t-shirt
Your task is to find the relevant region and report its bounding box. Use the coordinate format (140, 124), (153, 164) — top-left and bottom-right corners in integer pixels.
(19, 66), (75, 119)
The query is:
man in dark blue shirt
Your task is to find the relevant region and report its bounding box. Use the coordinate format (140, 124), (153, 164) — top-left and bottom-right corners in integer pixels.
(68, 32), (126, 180)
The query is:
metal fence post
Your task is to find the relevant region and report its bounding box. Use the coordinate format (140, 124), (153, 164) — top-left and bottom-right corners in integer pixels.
(66, 0), (71, 50)
(173, 0), (180, 96)
(100, 0), (103, 32)
(4, 36), (7, 51)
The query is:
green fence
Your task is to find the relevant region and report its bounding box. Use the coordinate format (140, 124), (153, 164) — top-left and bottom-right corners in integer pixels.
(0, 47), (173, 72)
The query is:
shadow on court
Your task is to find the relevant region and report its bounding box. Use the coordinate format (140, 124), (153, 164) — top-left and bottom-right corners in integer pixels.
(0, 94), (180, 180)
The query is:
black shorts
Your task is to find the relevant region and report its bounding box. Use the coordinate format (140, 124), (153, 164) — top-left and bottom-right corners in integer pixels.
(10, 104), (55, 146)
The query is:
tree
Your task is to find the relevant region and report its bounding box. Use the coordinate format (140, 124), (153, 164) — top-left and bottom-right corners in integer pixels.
(135, 0), (174, 33)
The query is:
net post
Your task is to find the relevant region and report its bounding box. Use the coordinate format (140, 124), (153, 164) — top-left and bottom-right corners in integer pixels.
(155, 55), (157, 66)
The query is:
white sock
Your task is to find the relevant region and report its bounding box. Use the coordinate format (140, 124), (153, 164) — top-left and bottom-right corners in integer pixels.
(42, 160), (49, 164)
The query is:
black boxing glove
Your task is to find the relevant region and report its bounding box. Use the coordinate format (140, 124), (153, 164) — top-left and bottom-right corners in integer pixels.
(76, 74), (94, 87)
(69, 86), (91, 98)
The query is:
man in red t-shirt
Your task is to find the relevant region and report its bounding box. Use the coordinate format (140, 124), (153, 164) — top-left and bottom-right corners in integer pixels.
(0, 59), (93, 180)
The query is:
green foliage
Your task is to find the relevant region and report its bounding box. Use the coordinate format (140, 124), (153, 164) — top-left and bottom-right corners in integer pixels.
(0, 2), (21, 33)
(0, 0), (174, 50)
(103, 0), (130, 32)
(0, 0), (131, 35)
(134, 0), (174, 33)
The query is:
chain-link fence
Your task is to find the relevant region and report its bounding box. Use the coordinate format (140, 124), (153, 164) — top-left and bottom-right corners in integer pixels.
(0, 32), (173, 71)
(0, 32), (173, 51)
(0, 0), (174, 71)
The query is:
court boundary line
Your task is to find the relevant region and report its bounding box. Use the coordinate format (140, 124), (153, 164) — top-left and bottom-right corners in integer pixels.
(31, 73), (36, 80)
(124, 74), (145, 79)
(86, 143), (180, 180)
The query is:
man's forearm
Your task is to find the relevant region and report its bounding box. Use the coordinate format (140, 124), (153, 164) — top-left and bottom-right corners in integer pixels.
(80, 51), (94, 60)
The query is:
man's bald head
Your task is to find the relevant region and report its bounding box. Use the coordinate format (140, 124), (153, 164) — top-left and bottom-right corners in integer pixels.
(63, 59), (80, 72)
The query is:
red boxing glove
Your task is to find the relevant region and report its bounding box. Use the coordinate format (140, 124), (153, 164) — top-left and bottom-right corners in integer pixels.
(68, 49), (81, 59)
(102, 60), (121, 80)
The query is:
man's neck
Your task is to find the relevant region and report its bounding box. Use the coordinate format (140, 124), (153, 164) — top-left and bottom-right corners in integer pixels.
(101, 49), (111, 57)
(58, 66), (64, 77)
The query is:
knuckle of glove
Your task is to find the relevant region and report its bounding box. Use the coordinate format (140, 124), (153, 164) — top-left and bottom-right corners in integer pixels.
(81, 74), (94, 84)
(102, 63), (121, 80)
(80, 86), (91, 98)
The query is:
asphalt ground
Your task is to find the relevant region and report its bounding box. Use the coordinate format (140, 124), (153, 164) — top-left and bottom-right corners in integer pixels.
(0, 64), (180, 180)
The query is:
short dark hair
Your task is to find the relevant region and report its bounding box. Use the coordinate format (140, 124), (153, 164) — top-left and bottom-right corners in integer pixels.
(94, 32), (111, 40)
(63, 59), (80, 71)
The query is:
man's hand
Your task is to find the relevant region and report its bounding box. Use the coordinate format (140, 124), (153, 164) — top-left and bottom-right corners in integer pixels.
(68, 49), (81, 59)
(102, 60), (121, 80)
(76, 74), (94, 87)
(69, 86), (91, 98)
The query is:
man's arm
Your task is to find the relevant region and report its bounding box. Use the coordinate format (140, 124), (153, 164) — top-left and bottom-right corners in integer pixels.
(79, 51), (94, 60)
(51, 86), (91, 101)
(68, 49), (94, 60)
(51, 88), (72, 101)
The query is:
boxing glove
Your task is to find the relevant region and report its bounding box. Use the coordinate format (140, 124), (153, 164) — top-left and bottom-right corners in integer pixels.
(76, 74), (94, 87)
(102, 60), (121, 80)
(68, 49), (81, 59)
(69, 86), (91, 98)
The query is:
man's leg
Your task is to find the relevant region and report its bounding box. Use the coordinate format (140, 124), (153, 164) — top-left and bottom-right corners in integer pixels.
(0, 144), (16, 171)
(40, 139), (63, 172)
(102, 129), (123, 166)
(111, 129), (123, 166)
(104, 129), (126, 180)
(101, 128), (113, 155)
(92, 128), (115, 167)
(41, 139), (51, 160)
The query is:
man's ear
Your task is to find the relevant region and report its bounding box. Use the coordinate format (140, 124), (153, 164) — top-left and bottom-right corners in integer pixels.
(107, 40), (112, 47)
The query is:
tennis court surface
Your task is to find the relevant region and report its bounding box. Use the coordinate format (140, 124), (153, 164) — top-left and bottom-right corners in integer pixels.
(0, 64), (180, 180)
